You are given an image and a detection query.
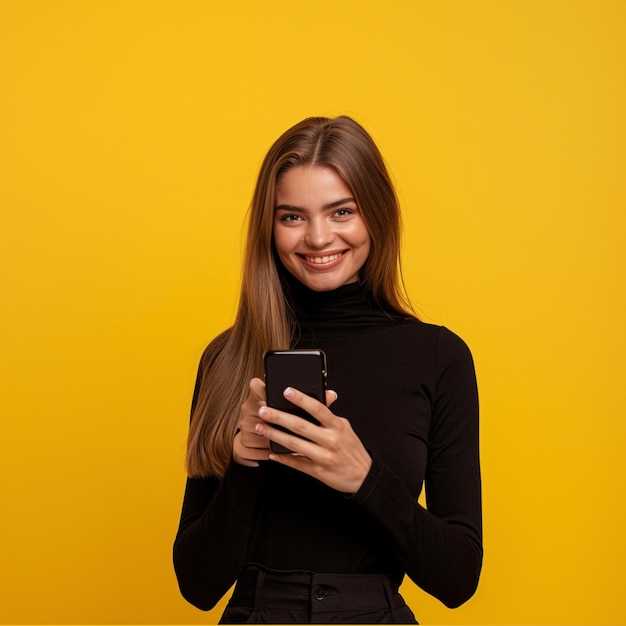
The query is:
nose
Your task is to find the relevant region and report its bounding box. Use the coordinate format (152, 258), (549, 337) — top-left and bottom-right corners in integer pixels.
(304, 217), (334, 249)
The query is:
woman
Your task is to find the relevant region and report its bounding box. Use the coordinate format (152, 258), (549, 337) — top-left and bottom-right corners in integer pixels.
(173, 116), (482, 623)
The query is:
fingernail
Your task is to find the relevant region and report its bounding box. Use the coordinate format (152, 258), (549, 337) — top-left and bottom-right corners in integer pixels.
(259, 406), (269, 418)
(255, 423), (263, 433)
(284, 387), (294, 398)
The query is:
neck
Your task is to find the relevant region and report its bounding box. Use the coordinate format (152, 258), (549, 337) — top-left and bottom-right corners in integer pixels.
(280, 271), (403, 341)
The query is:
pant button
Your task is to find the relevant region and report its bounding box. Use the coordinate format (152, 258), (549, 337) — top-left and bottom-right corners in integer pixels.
(313, 585), (326, 600)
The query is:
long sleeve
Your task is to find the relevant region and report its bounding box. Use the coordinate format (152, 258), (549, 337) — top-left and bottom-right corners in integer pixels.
(172, 339), (265, 611)
(349, 327), (482, 607)
(173, 462), (265, 610)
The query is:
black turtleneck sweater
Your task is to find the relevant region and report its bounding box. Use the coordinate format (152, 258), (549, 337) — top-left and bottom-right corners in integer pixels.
(173, 282), (482, 613)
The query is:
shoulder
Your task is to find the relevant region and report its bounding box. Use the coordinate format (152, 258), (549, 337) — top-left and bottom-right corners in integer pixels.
(388, 318), (469, 349)
(436, 326), (474, 362)
(390, 320), (475, 376)
(431, 327), (478, 404)
(399, 318), (472, 352)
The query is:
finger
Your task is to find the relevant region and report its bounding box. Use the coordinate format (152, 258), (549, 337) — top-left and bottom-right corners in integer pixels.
(238, 417), (268, 439)
(241, 447), (272, 462)
(268, 450), (313, 473)
(239, 378), (267, 430)
(255, 410), (325, 457)
(249, 377), (266, 401)
(254, 406), (319, 441)
(233, 432), (271, 466)
(239, 432), (271, 449)
(282, 387), (334, 426)
(325, 389), (339, 407)
(256, 421), (320, 459)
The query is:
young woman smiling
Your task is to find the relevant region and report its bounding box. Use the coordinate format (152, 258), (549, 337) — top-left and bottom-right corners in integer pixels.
(272, 165), (371, 294)
(173, 116), (482, 623)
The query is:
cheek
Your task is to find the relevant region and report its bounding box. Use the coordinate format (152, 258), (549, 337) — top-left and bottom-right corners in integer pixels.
(359, 240), (372, 263)
(272, 225), (296, 258)
(355, 231), (372, 267)
(352, 225), (372, 252)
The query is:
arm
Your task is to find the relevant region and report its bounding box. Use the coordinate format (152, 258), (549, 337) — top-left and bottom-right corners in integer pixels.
(172, 343), (265, 611)
(350, 327), (482, 607)
(173, 463), (264, 610)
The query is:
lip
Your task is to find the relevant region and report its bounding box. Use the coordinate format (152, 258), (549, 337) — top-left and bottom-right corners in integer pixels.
(296, 250), (347, 270)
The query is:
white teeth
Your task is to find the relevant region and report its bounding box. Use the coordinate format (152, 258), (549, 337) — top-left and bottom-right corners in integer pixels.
(304, 253), (342, 264)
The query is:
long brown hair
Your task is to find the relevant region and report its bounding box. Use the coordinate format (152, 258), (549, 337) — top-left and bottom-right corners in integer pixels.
(186, 116), (414, 478)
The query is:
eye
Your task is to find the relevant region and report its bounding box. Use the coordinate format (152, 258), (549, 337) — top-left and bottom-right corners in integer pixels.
(333, 208), (354, 218)
(279, 213), (302, 223)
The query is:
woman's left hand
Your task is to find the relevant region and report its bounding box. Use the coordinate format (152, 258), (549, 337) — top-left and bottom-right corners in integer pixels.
(255, 387), (372, 494)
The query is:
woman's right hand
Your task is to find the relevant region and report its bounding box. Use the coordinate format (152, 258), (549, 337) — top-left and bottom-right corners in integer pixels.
(233, 377), (339, 467)
(233, 377), (271, 467)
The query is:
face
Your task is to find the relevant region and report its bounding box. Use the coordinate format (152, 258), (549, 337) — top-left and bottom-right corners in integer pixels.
(273, 165), (371, 292)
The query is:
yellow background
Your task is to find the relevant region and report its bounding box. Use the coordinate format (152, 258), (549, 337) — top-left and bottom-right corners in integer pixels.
(1, 1), (624, 623)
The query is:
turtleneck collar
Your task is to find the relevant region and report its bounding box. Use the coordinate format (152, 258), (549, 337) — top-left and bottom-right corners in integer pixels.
(280, 269), (406, 341)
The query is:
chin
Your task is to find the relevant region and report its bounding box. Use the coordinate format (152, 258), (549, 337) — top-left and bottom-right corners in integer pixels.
(298, 275), (354, 292)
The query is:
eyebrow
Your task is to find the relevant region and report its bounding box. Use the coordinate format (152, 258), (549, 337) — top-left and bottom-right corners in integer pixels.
(274, 197), (357, 212)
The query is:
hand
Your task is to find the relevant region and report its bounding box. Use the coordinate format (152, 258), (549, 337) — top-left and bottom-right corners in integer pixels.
(232, 378), (271, 467)
(232, 378), (340, 468)
(255, 387), (371, 494)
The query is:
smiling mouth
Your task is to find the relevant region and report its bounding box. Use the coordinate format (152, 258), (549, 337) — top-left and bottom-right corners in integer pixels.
(301, 252), (344, 265)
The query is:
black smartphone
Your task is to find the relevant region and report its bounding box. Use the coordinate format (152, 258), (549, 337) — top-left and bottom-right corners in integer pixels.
(264, 349), (327, 454)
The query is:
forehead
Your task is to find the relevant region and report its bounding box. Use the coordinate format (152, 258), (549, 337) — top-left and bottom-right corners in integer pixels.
(275, 166), (353, 207)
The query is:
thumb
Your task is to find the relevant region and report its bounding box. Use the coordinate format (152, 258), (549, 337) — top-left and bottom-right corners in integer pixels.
(325, 389), (339, 407)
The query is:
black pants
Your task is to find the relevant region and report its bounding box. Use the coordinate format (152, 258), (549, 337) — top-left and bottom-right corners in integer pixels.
(219, 566), (418, 624)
